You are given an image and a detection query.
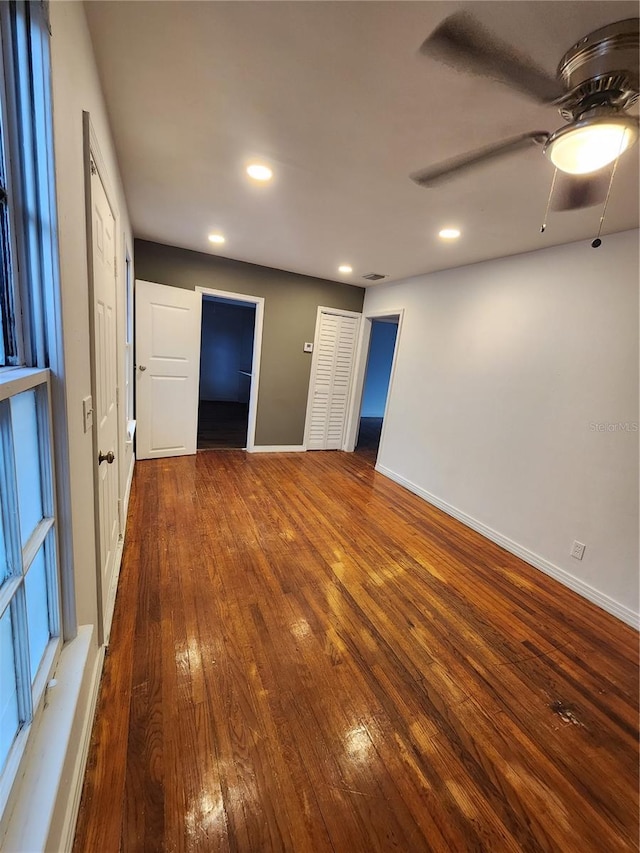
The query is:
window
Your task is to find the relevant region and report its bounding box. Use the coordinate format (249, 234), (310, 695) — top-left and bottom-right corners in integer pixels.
(0, 0), (65, 818)
(0, 27), (18, 369)
(0, 370), (60, 813)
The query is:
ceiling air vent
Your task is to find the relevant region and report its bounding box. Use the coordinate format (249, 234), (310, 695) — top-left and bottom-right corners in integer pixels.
(362, 272), (387, 281)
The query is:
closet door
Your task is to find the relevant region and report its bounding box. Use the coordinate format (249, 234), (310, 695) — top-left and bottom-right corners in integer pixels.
(306, 309), (361, 450)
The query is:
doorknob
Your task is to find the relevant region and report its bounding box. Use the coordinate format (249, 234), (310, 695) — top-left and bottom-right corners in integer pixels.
(98, 450), (115, 465)
(138, 365), (147, 372)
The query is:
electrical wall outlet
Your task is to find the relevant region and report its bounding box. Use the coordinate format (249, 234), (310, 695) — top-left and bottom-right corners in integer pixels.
(570, 540), (586, 561)
(303, 342), (313, 353)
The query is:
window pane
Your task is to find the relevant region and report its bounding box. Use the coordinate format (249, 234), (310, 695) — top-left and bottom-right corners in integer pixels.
(0, 606), (20, 771)
(10, 390), (43, 545)
(0, 405), (15, 586)
(0, 496), (7, 586)
(0, 113), (16, 368)
(0, 307), (5, 365)
(0, 200), (13, 367)
(25, 544), (49, 682)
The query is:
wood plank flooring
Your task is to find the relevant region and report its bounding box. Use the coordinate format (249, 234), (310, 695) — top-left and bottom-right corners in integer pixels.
(73, 450), (639, 852)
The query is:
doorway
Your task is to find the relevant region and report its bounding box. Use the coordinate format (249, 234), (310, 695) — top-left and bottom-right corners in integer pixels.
(135, 283), (263, 457)
(85, 114), (122, 643)
(198, 295), (257, 449)
(355, 316), (399, 460)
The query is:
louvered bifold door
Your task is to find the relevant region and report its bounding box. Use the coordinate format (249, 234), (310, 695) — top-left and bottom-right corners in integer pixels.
(307, 312), (359, 450)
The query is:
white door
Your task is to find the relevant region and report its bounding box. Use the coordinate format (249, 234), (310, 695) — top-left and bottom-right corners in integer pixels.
(305, 308), (361, 450)
(135, 280), (202, 459)
(91, 162), (119, 638)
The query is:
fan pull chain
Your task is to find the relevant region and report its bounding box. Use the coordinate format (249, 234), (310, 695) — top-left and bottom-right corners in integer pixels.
(540, 168), (558, 233)
(591, 151), (621, 248)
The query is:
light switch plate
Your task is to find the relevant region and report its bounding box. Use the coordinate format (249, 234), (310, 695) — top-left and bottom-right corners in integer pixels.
(82, 395), (93, 433)
(303, 342), (313, 353)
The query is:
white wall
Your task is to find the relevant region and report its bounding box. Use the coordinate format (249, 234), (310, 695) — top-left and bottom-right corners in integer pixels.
(51, 1), (134, 631)
(41, 3), (133, 846)
(3, 5), (134, 850)
(364, 230), (639, 626)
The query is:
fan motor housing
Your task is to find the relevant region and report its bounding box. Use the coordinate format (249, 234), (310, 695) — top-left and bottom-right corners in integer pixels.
(558, 18), (639, 120)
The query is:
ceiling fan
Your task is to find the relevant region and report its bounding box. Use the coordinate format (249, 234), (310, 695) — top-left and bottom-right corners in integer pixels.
(411, 14), (640, 211)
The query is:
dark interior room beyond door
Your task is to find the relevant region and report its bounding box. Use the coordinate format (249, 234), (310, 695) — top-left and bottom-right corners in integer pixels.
(198, 296), (256, 449)
(356, 317), (398, 459)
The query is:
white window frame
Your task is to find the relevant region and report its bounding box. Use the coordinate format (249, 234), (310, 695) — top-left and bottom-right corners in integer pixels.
(0, 367), (61, 816)
(0, 0), (74, 827)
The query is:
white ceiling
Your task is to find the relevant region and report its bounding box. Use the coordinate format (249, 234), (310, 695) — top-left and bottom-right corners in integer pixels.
(84, 1), (640, 286)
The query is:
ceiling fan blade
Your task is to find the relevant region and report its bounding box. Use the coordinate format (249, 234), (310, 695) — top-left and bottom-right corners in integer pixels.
(551, 173), (609, 211)
(410, 131), (549, 188)
(420, 12), (566, 104)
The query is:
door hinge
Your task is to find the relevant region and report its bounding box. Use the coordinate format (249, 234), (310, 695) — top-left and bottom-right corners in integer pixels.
(90, 158), (97, 176)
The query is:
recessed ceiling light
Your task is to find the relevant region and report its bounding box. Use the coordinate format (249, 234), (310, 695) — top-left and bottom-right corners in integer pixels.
(338, 264), (353, 274)
(208, 233), (225, 244)
(439, 228), (461, 240)
(246, 163), (273, 181)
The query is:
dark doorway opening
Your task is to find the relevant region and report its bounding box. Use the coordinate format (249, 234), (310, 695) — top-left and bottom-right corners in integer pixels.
(198, 296), (256, 449)
(356, 416), (383, 452)
(356, 317), (399, 461)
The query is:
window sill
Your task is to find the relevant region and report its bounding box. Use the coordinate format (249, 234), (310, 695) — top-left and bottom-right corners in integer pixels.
(0, 366), (49, 401)
(126, 418), (136, 444)
(0, 626), (97, 852)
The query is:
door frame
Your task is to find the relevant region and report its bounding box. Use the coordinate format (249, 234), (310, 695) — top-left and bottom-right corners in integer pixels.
(195, 286), (264, 452)
(83, 112), (123, 645)
(343, 308), (404, 455)
(303, 305), (362, 451)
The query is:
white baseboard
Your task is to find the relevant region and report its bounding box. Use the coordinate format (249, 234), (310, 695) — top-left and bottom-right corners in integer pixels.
(104, 451), (135, 644)
(122, 450), (135, 535)
(377, 464), (639, 630)
(102, 536), (124, 646)
(55, 637), (105, 852)
(248, 445), (307, 453)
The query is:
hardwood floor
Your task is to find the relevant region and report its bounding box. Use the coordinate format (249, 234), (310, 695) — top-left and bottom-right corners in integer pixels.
(73, 451), (639, 852)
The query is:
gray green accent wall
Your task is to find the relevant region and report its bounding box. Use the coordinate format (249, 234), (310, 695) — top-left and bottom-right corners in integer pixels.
(134, 240), (365, 446)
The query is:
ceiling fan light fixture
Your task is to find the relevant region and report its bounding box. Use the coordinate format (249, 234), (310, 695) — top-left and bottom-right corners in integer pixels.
(544, 115), (639, 175)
